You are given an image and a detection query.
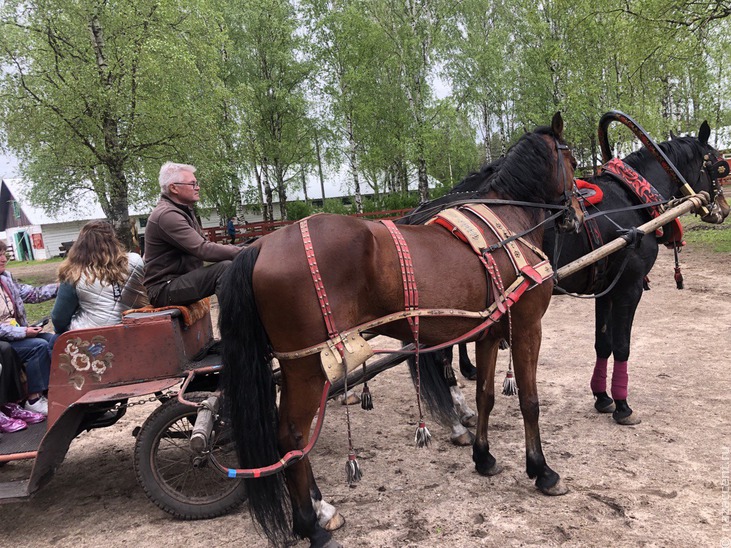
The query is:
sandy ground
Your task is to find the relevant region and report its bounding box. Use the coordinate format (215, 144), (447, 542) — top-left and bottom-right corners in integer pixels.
(1, 244), (729, 547)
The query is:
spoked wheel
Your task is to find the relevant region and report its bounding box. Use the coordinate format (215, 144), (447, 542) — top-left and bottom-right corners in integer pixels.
(133, 391), (246, 519)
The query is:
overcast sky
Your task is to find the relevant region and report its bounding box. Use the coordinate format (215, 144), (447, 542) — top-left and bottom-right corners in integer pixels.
(0, 152), (18, 179)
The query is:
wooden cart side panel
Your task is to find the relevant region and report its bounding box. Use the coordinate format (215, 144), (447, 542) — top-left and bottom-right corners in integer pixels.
(47, 311), (213, 426)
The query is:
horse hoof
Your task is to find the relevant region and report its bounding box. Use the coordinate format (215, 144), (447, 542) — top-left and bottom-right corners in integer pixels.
(540, 478), (569, 496)
(450, 430), (475, 446)
(340, 392), (360, 406)
(593, 392), (615, 413)
(323, 512), (346, 532)
(477, 463), (502, 476)
(613, 411), (641, 425)
(460, 413), (477, 428)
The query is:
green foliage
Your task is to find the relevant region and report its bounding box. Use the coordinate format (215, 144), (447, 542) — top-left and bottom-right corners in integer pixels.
(286, 200), (314, 220)
(322, 198), (352, 215)
(361, 193), (420, 212)
(0, 0), (226, 246)
(1, 0), (729, 227)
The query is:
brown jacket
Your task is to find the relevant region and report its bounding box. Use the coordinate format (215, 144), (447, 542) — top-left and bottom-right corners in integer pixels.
(143, 195), (241, 302)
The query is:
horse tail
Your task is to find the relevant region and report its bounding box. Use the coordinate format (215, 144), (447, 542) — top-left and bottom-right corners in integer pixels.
(220, 246), (292, 545)
(407, 348), (459, 425)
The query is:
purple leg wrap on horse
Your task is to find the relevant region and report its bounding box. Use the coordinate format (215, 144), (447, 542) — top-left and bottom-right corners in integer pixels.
(590, 357), (609, 393)
(611, 360), (628, 400)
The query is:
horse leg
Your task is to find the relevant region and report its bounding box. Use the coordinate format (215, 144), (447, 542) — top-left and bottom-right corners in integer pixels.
(608, 283), (643, 426)
(591, 295), (615, 413)
(447, 380), (476, 445)
(512, 323), (568, 496)
(451, 384), (477, 428)
(278, 360), (341, 548)
(458, 342), (478, 380)
(472, 338), (501, 476)
(307, 464), (346, 531)
(444, 346), (477, 432)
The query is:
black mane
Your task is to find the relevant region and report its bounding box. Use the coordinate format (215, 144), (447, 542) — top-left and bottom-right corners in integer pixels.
(625, 136), (706, 175)
(401, 126), (561, 225)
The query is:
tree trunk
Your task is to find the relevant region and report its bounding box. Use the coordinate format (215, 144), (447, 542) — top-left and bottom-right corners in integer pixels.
(301, 167), (309, 204)
(262, 161), (273, 222)
(275, 165), (287, 220)
(315, 131), (326, 202)
(347, 115), (363, 214)
(417, 153), (429, 202)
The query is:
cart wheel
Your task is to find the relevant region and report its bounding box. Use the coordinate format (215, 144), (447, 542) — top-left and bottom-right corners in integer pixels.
(133, 391), (247, 519)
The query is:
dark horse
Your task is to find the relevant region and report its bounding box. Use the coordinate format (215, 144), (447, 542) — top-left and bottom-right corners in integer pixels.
(451, 121), (730, 426)
(219, 113), (579, 548)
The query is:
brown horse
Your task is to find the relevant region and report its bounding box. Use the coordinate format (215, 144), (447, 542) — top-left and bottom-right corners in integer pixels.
(220, 113), (579, 547)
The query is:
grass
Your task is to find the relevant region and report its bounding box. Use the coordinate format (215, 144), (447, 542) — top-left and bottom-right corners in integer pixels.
(9, 257), (64, 269)
(23, 300), (55, 325)
(681, 214), (731, 253)
(6, 258), (61, 325)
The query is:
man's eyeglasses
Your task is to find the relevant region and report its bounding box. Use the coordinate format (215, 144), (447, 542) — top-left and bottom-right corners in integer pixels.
(174, 181), (200, 188)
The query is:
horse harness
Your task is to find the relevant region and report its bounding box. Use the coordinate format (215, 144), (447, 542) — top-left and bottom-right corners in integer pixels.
(276, 206), (553, 385)
(570, 158), (689, 295)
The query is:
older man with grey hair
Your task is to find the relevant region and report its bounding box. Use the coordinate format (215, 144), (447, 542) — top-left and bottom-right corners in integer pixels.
(143, 161), (242, 307)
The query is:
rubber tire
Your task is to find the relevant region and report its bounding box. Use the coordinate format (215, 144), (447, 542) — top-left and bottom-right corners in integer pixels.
(133, 391), (247, 519)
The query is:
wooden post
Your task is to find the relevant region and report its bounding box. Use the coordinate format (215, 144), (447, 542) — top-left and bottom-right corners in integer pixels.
(556, 193), (709, 282)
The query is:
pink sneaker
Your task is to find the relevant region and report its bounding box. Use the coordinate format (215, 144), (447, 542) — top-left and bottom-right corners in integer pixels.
(2, 402), (46, 424)
(0, 410), (27, 433)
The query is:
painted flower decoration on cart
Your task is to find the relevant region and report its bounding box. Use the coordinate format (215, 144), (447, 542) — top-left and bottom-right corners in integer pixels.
(58, 335), (114, 390)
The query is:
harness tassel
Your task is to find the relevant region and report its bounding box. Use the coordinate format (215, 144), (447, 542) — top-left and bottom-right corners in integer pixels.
(345, 451), (362, 485)
(414, 420), (431, 448)
(360, 381), (373, 410)
(502, 369), (518, 396)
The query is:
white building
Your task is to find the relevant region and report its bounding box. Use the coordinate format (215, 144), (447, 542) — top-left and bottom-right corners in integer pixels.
(0, 178), (223, 260)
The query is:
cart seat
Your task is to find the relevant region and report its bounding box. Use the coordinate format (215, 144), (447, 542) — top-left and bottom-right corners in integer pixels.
(122, 298), (211, 327)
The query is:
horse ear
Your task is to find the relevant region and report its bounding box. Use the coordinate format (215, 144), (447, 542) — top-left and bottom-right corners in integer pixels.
(551, 111), (564, 140)
(669, 130), (677, 139)
(699, 121), (710, 145)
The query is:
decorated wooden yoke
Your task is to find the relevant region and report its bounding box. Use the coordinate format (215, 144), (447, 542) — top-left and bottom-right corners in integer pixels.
(273, 207), (553, 385)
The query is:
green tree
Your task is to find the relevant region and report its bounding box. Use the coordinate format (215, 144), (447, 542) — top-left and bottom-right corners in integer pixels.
(226, 0), (314, 221)
(0, 0), (225, 246)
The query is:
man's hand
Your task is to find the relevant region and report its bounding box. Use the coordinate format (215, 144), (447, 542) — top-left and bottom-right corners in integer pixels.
(25, 326), (43, 338)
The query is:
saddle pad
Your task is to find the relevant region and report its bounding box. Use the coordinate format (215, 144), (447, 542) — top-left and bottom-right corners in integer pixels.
(576, 178), (603, 206)
(122, 298), (210, 327)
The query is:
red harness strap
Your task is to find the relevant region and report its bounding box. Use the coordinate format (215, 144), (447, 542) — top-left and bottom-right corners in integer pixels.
(300, 220), (345, 356)
(602, 158), (684, 246)
(381, 220), (419, 342)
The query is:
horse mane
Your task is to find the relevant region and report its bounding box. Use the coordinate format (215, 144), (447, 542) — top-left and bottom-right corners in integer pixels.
(624, 135), (705, 174)
(400, 126), (560, 225)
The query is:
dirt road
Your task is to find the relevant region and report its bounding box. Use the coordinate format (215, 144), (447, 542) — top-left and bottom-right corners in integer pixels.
(1, 246), (729, 547)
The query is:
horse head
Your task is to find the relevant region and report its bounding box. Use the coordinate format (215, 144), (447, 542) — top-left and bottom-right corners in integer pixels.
(695, 121), (730, 224)
(545, 112), (582, 233)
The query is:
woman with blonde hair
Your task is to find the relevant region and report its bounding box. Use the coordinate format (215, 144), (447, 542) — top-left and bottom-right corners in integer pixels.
(52, 221), (149, 333)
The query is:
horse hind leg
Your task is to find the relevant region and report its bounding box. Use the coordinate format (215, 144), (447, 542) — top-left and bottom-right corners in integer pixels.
(472, 339), (502, 476)
(279, 357), (342, 547)
(448, 383), (476, 446)
(308, 468), (345, 532)
(451, 385), (477, 428)
(607, 283), (643, 426)
(592, 295), (615, 413)
(458, 342), (478, 380)
(442, 350), (476, 445)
